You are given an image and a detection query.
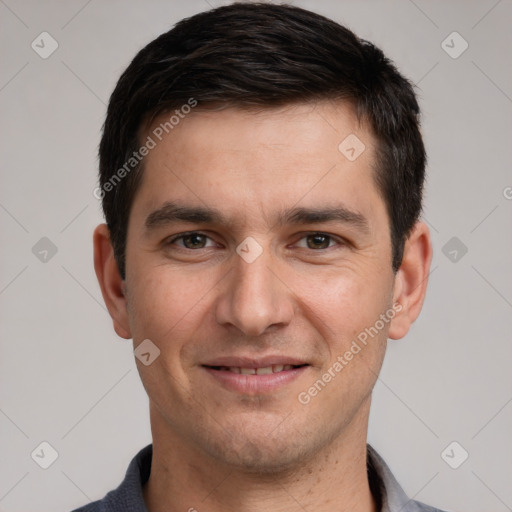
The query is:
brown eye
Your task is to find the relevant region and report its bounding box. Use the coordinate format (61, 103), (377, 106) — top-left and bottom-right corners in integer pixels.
(306, 234), (332, 250)
(183, 234), (207, 248)
(169, 232), (215, 249)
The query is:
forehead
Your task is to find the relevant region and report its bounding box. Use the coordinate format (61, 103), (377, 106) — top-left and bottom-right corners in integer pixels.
(131, 101), (384, 230)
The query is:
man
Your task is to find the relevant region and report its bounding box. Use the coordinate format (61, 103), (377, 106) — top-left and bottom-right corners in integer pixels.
(75, 2), (446, 511)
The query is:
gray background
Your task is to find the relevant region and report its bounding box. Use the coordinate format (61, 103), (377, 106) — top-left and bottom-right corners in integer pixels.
(1, 1), (511, 511)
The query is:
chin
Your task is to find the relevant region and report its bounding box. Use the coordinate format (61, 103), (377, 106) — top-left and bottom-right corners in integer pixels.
(201, 426), (319, 476)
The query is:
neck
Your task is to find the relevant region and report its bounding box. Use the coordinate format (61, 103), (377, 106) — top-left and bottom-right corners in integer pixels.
(143, 400), (378, 512)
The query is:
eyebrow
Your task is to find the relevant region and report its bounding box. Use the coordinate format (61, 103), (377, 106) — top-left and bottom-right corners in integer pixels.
(144, 201), (370, 234)
(280, 206), (370, 233)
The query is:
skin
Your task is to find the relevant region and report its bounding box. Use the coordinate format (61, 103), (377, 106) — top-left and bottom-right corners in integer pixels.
(94, 100), (432, 512)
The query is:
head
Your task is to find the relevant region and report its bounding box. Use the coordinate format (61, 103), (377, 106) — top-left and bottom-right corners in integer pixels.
(94, 3), (431, 472)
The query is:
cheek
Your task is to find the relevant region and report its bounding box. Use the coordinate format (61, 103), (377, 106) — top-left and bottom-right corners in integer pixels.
(127, 267), (213, 343)
(127, 270), (215, 399)
(294, 265), (392, 344)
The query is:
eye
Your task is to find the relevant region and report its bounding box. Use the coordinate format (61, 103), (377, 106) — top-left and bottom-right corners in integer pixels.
(168, 232), (216, 250)
(294, 233), (341, 250)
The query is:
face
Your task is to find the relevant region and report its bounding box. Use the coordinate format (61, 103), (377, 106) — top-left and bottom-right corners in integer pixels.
(120, 101), (401, 471)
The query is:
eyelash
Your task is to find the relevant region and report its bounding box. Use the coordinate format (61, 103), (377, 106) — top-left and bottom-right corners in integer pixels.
(166, 231), (345, 251)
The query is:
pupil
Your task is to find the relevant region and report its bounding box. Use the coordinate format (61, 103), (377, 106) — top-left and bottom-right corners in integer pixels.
(185, 234), (205, 248)
(308, 234), (329, 249)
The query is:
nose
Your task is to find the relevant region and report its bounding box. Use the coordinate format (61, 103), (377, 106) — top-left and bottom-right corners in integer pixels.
(214, 246), (294, 337)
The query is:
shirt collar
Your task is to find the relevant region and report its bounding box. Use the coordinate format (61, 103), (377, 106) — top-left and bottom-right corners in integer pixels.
(367, 444), (423, 512)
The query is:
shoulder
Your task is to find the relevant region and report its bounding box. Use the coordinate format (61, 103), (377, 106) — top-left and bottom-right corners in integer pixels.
(70, 502), (103, 512)
(68, 487), (135, 512)
(67, 444), (153, 512)
(406, 499), (451, 512)
(367, 444), (451, 512)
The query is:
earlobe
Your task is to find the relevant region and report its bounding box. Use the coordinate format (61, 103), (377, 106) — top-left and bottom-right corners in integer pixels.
(388, 221), (432, 340)
(93, 224), (132, 339)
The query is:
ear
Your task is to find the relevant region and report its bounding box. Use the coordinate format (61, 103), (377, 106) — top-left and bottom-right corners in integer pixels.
(388, 221), (432, 340)
(93, 224), (132, 339)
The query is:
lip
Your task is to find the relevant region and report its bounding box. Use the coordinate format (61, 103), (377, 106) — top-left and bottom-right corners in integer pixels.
(201, 355), (310, 394)
(202, 355), (309, 368)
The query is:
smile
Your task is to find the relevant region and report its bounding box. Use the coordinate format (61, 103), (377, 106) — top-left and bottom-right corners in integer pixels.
(208, 364), (303, 375)
(201, 360), (309, 394)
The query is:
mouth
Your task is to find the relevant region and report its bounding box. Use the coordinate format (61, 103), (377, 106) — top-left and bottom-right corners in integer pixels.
(201, 358), (310, 394)
(204, 364), (307, 375)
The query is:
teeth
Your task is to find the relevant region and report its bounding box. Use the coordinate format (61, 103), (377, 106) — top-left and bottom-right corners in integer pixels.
(256, 366), (273, 375)
(224, 365), (297, 374)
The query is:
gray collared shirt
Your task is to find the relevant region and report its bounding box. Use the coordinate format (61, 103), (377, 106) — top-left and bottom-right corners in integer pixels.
(70, 444), (448, 512)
